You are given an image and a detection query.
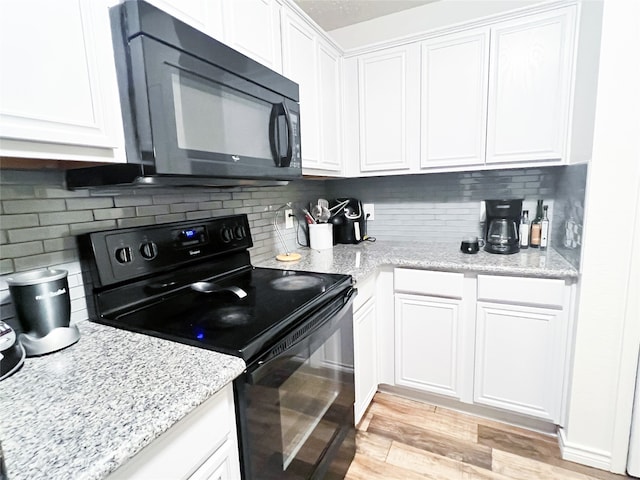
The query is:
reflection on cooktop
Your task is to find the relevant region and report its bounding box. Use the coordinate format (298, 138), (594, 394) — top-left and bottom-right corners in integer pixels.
(270, 275), (324, 291)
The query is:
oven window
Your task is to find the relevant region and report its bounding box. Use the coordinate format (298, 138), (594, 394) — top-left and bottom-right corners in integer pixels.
(242, 323), (354, 479)
(171, 70), (272, 158)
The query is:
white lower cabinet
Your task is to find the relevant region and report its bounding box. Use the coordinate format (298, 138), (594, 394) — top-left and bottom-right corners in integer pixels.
(392, 268), (572, 424)
(395, 293), (462, 398)
(107, 384), (240, 480)
(353, 274), (378, 424)
(474, 301), (564, 422)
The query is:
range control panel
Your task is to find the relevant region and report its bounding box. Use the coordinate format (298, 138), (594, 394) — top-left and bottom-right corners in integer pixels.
(86, 215), (252, 287)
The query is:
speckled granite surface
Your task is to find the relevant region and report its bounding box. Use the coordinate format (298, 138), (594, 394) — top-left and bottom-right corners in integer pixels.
(256, 241), (578, 282)
(0, 321), (245, 480)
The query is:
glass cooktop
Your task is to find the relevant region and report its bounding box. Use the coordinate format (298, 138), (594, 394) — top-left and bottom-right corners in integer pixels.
(102, 268), (351, 362)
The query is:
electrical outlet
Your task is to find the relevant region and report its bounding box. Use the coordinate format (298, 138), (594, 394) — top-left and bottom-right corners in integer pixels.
(363, 203), (375, 221)
(284, 209), (294, 229)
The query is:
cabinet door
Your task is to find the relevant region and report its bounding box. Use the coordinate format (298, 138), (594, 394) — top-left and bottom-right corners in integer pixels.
(474, 301), (564, 422)
(313, 39), (343, 174)
(221, 0), (282, 71)
(395, 293), (462, 398)
(281, 11), (320, 167)
(486, 7), (576, 164)
(0, 0), (124, 162)
(354, 297), (377, 424)
(357, 44), (420, 173)
(420, 28), (489, 169)
(145, 0), (224, 40)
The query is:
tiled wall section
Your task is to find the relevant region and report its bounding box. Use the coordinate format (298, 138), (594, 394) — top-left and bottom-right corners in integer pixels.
(549, 163), (588, 270)
(326, 167), (560, 243)
(0, 169), (325, 326)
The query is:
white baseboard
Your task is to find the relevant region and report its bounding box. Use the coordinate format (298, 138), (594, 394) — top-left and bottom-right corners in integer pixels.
(558, 428), (612, 471)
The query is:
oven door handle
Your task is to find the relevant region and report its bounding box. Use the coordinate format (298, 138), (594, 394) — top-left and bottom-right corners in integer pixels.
(246, 287), (356, 385)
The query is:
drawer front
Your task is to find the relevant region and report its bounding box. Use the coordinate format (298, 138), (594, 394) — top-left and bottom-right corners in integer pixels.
(394, 268), (464, 298)
(354, 273), (376, 312)
(477, 275), (566, 308)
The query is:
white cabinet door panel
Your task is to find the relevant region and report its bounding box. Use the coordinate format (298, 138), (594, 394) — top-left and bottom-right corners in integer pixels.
(421, 29), (489, 168)
(474, 302), (563, 421)
(281, 12), (320, 167)
(354, 297), (377, 424)
(486, 7), (576, 164)
(316, 40), (342, 172)
(146, 0), (224, 40)
(222, 0), (282, 71)
(395, 293), (462, 398)
(0, 0), (124, 158)
(357, 44), (419, 173)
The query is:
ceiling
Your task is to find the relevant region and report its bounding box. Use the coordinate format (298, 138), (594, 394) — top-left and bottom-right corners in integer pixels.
(293, 0), (437, 31)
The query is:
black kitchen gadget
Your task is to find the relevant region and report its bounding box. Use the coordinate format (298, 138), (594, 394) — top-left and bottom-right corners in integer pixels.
(484, 199), (523, 254)
(460, 237), (484, 254)
(79, 214), (356, 480)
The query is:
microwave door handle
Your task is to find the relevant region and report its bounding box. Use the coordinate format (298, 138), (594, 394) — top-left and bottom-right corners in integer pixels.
(281, 102), (293, 167)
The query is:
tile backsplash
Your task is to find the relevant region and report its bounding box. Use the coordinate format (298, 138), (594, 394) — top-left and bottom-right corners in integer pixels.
(0, 164), (586, 326)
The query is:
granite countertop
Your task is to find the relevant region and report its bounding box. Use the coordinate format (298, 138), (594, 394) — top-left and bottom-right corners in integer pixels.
(256, 241), (578, 283)
(0, 321), (246, 480)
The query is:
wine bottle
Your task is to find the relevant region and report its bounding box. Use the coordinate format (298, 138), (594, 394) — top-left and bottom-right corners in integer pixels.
(519, 210), (530, 249)
(540, 205), (550, 250)
(530, 200), (543, 248)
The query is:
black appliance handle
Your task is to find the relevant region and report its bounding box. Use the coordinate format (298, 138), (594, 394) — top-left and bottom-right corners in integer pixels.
(269, 102), (293, 168)
(246, 287), (356, 385)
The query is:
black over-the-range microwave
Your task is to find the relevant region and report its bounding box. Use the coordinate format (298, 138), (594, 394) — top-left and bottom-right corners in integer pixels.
(66, 0), (302, 189)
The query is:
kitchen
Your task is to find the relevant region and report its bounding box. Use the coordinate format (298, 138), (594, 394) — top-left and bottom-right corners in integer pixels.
(0, 0), (638, 479)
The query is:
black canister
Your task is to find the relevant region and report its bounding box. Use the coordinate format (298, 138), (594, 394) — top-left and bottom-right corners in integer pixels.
(6, 269), (71, 337)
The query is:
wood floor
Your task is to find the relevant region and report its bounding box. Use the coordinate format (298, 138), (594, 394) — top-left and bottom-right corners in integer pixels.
(345, 392), (632, 480)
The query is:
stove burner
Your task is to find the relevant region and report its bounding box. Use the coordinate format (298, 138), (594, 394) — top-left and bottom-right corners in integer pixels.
(203, 306), (253, 328)
(269, 274), (323, 291)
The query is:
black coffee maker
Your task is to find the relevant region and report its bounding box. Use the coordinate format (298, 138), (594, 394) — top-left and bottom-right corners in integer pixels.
(329, 198), (365, 244)
(484, 199), (523, 254)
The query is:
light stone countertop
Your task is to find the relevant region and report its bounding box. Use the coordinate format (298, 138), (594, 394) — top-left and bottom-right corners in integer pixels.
(256, 240), (579, 283)
(0, 321), (246, 480)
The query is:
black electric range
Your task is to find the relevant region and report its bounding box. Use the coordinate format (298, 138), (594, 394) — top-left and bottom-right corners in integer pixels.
(79, 214), (356, 480)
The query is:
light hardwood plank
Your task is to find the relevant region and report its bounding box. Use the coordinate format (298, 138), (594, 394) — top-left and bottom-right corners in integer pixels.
(386, 440), (464, 479)
(355, 430), (392, 462)
(345, 452), (431, 480)
(367, 414), (493, 470)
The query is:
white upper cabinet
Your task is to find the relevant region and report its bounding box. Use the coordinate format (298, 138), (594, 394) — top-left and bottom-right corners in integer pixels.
(281, 11), (320, 168)
(145, 0), (225, 40)
(221, 0), (283, 72)
(486, 7), (576, 164)
(0, 0), (125, 163)
(315, 39), (343, 173)
(282, 8), (343, 175)
(420, 28), (489, 169)
(355, 44), (420, 174)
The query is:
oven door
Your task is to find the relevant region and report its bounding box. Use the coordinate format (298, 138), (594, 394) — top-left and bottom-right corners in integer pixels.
(127, 35), (302, 179)
(234, 288), (356, 480)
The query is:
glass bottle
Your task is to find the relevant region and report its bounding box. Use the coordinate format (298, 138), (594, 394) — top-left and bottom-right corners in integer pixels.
(519, 210), (530, 249)
(540, 205), (550, 250)
(530, 200), (544, 248)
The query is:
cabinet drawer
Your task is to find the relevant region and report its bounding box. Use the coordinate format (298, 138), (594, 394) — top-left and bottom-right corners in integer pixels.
(354, 274), (376, 312)
(477, 275), (566, 308)
(394, 268), (464, 298)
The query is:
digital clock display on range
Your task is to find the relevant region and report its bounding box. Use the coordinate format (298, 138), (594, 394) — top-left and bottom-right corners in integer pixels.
(174, 225), (207, 247)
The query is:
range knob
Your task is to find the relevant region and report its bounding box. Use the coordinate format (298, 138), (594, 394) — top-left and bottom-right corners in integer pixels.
(220, 226), (233, 243)
(139, 241), (158, 260)
(233, 225), (246, 240)
(115, 246), (133, 264)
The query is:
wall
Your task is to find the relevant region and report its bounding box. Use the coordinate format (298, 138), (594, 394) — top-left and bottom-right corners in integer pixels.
(560, 0), (640, 472)
(326, 167), (560, 243)
(550, 163), (588, 270)
(0, 169), (325, 327)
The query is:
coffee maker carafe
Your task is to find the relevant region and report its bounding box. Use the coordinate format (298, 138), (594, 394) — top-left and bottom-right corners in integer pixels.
(484, 199), (523, 254)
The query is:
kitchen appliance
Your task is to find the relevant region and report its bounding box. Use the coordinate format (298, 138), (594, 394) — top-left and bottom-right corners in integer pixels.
(0, 321), (25, 381)
(330, 198), (365, 244)
(66, 0), (302, 190)
(6, 270), (80, 356)
(484, 199), (523, 254)
(79, 215), (356, 479)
